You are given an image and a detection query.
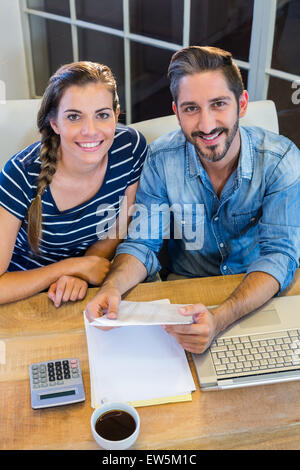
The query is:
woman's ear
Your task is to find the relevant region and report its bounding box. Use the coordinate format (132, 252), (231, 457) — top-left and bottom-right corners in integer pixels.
(49, 119), (60, 135)
(115, 107), (120, 123)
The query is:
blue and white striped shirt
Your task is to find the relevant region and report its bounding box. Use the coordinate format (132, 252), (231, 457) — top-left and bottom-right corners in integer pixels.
(0, 126), (147, 272)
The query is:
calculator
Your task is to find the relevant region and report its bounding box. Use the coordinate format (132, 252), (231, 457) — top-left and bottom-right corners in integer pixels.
(29, 358), (85, 409)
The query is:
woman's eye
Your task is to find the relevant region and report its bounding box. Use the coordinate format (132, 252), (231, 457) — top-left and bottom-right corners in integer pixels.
(97, 112), (110, 119)
(67, 114), (80, 121)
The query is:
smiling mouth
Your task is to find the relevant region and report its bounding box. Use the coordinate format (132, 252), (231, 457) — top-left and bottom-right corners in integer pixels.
(76, 140), (104, 150)
(193, 129), (225, 145)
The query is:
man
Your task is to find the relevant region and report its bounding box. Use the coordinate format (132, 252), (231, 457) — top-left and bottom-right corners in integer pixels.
(85, 46), (300, 354)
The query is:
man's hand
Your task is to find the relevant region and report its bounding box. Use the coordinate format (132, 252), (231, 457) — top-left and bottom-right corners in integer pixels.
(48, 275), (88, 308)
(85, 284), (121, 330)
(163, 303), (219, 354)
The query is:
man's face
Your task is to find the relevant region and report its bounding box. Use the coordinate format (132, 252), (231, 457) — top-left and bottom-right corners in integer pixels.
(173, 70), (248, 163)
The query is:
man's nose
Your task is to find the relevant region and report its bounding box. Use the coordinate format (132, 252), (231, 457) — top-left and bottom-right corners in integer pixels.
(198, 109), (216, 135)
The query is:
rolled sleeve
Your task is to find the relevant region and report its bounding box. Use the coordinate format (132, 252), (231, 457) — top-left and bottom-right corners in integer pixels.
(246, 142), (300, 292)
(115, 240), (161, 276)
(246, 252), (297, 292)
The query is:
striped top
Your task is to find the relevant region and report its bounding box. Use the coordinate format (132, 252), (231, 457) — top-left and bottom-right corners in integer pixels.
(0, 126), (147, 272)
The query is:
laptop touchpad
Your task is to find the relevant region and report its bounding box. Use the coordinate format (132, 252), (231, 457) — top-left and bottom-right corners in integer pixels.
(239, 308), (281, 329)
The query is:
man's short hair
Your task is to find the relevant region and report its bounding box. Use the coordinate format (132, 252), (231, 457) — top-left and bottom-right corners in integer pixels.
(168, 46), (244, 105)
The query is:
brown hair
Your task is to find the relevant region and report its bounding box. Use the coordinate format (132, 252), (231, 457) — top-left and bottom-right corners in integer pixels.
(27, 61), (120, 252)
(168, 46), (244, 105)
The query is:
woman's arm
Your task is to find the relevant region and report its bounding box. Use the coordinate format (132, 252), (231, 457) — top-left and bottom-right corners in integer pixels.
(47, 181), (139, 307)
(0, 206), (109, 304)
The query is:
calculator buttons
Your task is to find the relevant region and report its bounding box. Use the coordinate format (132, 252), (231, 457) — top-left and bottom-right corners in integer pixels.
(30, 358), (81, 389)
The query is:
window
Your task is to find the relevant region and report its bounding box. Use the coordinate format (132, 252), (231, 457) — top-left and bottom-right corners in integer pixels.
(21, 0), (300, 147)
(267, 0), (300, 148)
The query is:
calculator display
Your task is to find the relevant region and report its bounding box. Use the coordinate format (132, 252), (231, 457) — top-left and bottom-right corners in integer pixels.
(40, 390), (76, 400)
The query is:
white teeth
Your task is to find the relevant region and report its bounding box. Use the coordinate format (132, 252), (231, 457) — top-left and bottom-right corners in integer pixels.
(202, 132), (221, 141)
(78, 141), (101, 148)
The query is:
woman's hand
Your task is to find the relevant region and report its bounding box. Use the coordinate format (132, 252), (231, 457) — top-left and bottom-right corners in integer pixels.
(48, 275), (88, 308)
(69, 255), (111, 286)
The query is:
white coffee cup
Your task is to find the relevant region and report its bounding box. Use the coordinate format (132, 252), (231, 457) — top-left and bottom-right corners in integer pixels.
(91, 401), (140, 450)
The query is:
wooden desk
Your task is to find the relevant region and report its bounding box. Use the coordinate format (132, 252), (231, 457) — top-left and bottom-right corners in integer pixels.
(1, 270), (300, 450)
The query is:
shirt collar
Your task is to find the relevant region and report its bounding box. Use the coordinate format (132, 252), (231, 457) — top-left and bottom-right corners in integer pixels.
(186, 141), (207, 179)
(185, 125), (254, 181)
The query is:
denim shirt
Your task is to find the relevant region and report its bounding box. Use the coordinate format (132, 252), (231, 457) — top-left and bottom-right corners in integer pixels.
(116, 126), (300, 291)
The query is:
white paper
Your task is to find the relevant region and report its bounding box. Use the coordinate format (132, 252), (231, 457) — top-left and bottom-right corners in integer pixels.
(89, 300), (193, 327)
(84, 300), (196, 407)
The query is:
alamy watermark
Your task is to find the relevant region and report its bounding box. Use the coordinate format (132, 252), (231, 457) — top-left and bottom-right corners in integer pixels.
(96, 198), (205, 250)
(291, 80), (300, 105)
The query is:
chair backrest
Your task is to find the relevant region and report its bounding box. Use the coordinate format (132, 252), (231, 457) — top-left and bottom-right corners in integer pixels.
(130, 100), (279, 144)
(0, 99), (41, 170)
(0, 99), (278, 170)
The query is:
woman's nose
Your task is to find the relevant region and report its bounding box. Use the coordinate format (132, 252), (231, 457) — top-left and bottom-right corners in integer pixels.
(81, 117), (99, 136)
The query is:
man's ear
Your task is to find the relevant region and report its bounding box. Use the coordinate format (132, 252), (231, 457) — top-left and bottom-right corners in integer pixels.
(239, 90), (249, 118)
(172, 101), (180, 124)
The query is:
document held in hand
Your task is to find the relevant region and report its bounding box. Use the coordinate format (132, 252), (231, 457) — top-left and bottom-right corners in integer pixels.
(84, 300), (196, 407)
(89, 300), (193, 327)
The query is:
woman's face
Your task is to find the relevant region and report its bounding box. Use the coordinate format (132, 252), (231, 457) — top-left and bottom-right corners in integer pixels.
(50, 81), (119, 169)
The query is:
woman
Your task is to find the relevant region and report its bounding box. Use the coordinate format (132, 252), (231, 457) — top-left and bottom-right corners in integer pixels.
(0, 62), (147, 306)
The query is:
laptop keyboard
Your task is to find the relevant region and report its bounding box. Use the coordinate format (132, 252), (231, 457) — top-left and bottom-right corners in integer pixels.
(210, 329), (300, 378)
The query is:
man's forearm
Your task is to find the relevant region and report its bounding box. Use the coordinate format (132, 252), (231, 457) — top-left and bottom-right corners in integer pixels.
(211, 271), (280, 335)
(101, 253), (148, 294)
(85, 237), (119, 260)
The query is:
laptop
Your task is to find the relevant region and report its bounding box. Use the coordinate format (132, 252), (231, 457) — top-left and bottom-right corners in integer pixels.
(192, 295), (300, 391)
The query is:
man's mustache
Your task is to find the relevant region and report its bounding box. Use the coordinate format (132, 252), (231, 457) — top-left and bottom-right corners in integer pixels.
(191, 127), (227, 138)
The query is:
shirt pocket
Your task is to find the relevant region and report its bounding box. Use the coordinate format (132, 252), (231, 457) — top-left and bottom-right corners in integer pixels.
(172, 203), (205, 251)
(232, 208), (262, 236)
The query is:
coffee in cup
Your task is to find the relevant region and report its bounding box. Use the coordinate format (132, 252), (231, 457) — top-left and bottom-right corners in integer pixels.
(91, 401), (140, 450)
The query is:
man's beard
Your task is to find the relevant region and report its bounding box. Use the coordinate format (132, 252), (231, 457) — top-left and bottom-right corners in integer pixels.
(188, 117), (239, 163)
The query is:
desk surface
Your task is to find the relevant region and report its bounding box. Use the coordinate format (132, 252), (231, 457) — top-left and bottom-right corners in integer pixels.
(1, 270), (300, 450)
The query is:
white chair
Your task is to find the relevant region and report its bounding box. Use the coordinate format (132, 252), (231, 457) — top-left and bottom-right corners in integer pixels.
(0, 99), (41, 170)
(0, 99), (278, 170)
(130, 100), (279, 143)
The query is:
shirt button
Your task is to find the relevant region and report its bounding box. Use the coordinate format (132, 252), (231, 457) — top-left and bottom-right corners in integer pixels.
(220, 243), (224, 248)
(223, 265), (227, 271)
(214, 216), (219, 221)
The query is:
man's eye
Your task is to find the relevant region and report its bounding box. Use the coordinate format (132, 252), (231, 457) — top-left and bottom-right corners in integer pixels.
(213, 101), (226, 108)
(184, 106), (198, 113)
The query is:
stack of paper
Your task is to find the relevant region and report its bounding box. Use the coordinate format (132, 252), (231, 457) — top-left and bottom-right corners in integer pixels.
(84, 300), (196, 408)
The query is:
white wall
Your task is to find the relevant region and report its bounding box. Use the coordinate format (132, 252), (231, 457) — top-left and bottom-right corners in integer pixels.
(0, 0), (30, 100)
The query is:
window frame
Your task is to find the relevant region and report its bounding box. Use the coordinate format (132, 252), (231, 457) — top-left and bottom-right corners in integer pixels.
(19, 0), (300, 125)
